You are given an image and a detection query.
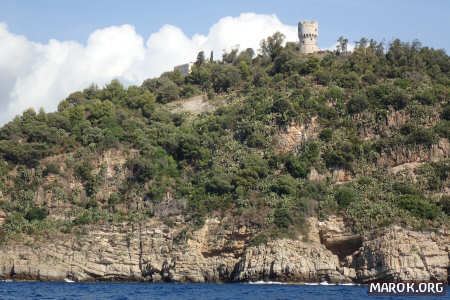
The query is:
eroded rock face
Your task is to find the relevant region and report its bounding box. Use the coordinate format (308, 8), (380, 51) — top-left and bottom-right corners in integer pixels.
(232, 239), (346, 283)
(378, 138), (449, 167)
(276, 118), (319, 153)
(0, 217), (447, 283)
(319, 217), (362, 261)
(0, 210), (5, 226)
(353, 226), (449, 283)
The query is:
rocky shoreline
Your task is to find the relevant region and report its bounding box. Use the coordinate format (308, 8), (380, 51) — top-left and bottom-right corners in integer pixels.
(0, 217), (448, 283)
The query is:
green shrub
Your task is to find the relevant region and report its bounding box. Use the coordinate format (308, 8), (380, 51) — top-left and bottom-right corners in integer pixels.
(362, 72), (377, 85)
(395, 195), (440, 220)
(85, 198), (98, 209)
(434, 120), (450, 139)
(357, 176), (372, 185)
(334, 187), (357, 207)
(392, 182), (419, 195)
(126, 158), (153, 183)
(326, 86), (343, 101)
(74, 161), (93, 181)
(405, 127), (437, 146)
(247, 132), (267, 148)
(180, 85), (199, 98)
(438, 196), (450, 215)
(205, 173), (234, 195)
(25, 207), (48, 222)
(73, 211), (99, 226)
(367, 85), (409, 110)
(441, 104), (450, 120)
(156, 78), (180, 103)
(319, 128), (333, 142)
(347, 200), (401, 232)
(287, 74), (307, 89)
(400, 123), (414, 135)
(273, 207), (293, 229)
(250, 233), (268, 246)
(315, 70), (332, 85)
(336, 72), (359, 88)
(394, 78), (410, 89)
(285, 156), (310, 178)
(414, 90), (436, 105)
(241, 155), (270, 178)
(367, 84), (392, 107)
(108, 193), (121, 206)
(73, 213), (90, 226)
(317, 104), (338, 120)
(43, 163), (60, 176)
(3, 213), (27, 234)
(271, 175), (297, 195)
(272, 97), (296, 126)
(422, 161), (450, 190)
(385, 89), (409, 110)
(347, 94), (369, 114)
(11, 189), (35, 205)
(207, 90), (215, 100)
(0, 141), (51, 167)
(323, 149), (355, 169)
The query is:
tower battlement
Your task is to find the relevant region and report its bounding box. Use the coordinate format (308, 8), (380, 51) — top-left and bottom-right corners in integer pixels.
(298, 20), (320, 54)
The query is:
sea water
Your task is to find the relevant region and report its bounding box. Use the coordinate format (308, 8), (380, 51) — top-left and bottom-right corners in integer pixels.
(0, 282), (446, 300)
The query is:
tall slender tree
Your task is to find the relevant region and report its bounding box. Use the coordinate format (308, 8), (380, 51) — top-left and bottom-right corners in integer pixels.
(196, 51), (205, 67)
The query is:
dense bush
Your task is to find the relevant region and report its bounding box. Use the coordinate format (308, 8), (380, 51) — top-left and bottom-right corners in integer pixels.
(74, 161), (94, 181)
(439, 196), (450, 215)
(442, 104), (450, 120)
(405, 127), (437, 146)
(285, 156), (310, 178)
(206, 171), (234, 195)
(334, 186), (357, 207)
(385, 89), (409, 110)
(395, 195), (440, 220)
(319, 128), (333, 142)
(271, 175), (297, 196)
(273, 207), (293, 229)
(323, 148), (355, 169)
(157, 78), (180, 103)
(336, 72), (359, 88)
(415, 90), (436, 105)
(25, 207), (48, 222)
(347, 94), (369, 114)
(434, 120), (450, 139)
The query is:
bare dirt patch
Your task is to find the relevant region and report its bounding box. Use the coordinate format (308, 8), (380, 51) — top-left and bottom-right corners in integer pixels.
(169, 95), (220, 115)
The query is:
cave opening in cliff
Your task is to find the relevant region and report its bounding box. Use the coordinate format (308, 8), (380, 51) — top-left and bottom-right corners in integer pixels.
(322, 235), (363, 261)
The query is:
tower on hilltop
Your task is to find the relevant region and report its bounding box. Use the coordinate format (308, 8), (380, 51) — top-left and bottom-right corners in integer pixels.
(298, 21), (320, 54)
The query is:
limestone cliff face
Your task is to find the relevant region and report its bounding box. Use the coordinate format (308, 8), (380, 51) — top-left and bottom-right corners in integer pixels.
(353, 227), (449, 283)
(0, 217), (447, 283)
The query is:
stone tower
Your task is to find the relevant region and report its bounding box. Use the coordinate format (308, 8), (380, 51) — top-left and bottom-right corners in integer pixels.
(298, 21), (319, 54)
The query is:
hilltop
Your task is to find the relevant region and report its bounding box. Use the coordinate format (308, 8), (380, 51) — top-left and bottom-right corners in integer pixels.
(0, 34), (448, 283)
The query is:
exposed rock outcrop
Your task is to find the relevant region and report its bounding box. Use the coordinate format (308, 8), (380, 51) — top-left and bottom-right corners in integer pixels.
(0, 210), (5, 226)
(276, 117), (319, 153)
(0, 216), (447, 283)
(353, 226), (449, 283)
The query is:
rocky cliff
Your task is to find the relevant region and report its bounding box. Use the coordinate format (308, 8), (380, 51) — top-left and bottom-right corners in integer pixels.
(0, 216), (447, 283)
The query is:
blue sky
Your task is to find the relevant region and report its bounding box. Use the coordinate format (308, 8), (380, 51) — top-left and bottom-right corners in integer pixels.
(1, 0), (449, 50)
(0, 0), (448, 125)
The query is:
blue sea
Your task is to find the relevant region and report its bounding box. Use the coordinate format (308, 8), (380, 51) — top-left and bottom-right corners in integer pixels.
(0, 282), (447, 300)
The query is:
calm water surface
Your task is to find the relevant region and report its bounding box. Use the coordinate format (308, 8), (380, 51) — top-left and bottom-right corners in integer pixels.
(0, 282), (447, 300)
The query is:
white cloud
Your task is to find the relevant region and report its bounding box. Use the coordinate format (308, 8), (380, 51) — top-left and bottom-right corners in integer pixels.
(326, 42), (356, 52)
(0, 13), (299, 125)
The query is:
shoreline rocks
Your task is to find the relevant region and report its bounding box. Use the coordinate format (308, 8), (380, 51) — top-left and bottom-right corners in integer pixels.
(0, 217), (447, 283)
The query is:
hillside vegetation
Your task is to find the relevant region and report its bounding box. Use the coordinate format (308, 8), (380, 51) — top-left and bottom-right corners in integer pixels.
(0, 34), (448, 243)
